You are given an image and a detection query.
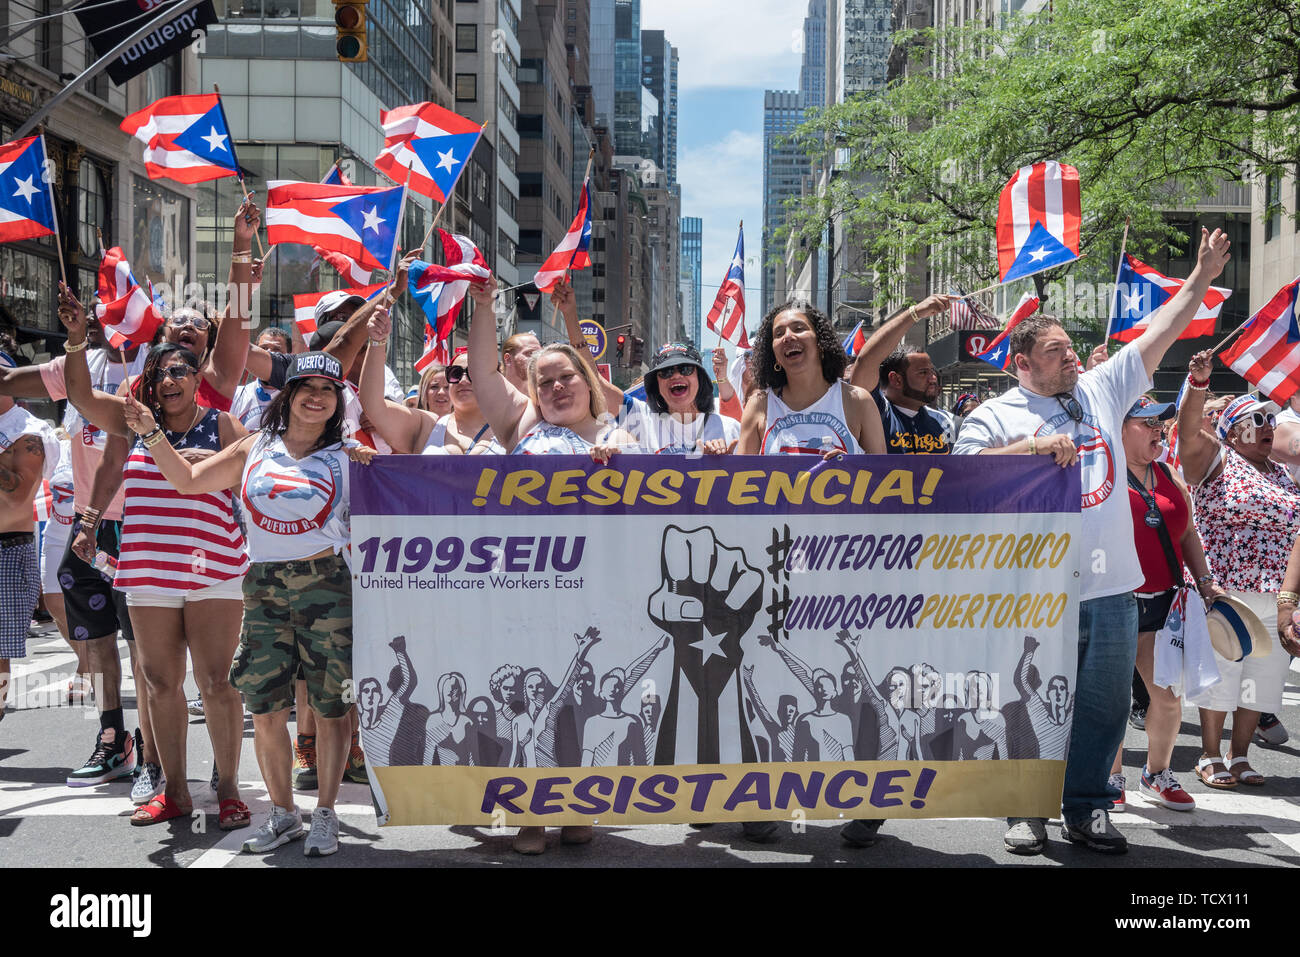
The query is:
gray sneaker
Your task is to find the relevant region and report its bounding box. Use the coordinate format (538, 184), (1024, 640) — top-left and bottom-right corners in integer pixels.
(1062, 810), (1128, 854)
(130, 763), (164, 806)
(304, 807), (339, 857)
(241, 805), (304, 854)
(1254, 713), (1289, 746)
(1004, 817), (1048, 855)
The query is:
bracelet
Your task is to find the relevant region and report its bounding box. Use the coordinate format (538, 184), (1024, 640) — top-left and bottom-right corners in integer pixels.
(231, 251), (252, 264)
(142, 430), (166, 449)
(368, 337), (388, 348)
(1278, 590), (1300, 604)
(1187, 375), (1210, 391)
(908, 305), (920, 323)
(1029, 435), (1037, 455)
(64, 338), (87, 353)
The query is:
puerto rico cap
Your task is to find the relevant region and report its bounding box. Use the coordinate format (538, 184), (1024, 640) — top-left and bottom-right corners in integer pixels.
(284, 351), (345, 386)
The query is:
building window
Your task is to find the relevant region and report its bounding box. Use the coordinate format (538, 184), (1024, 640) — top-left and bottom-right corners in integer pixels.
(1265, 174), (1282, 243)
(499, 139), (518, 175)
(456, 73), (478, 101)
(499, 182), (517, 219)
(77, 160), (109, 258)
(497, 228), (516, 266)
(498, 0), (519, 35)
(498, 85), (518, 127)
(455, 24), (477, 51)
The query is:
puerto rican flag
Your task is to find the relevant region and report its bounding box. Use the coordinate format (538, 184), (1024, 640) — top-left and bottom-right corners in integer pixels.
(1107, 253), (1231, 342)
(534, 181), (592, 293)
(374, 102), (483, 203)
(310, 163), (373, 285)
(706, 225), (749, 348)
(120, 94), (241, 184)
(996, 161), (1081, 283)
(266, 180), (406, 272)
(842, 320), (866, 358)
(974, 292), (1040, 371)
(95, 247), (164, 348)
(1220, 276), (1300, 403)
(411, 231), (491, 373)
(0, 135), (58, 243)
(291, 282), (387, 338)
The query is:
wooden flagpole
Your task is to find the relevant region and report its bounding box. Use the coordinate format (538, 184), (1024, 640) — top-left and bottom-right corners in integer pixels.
(214, 84), (266, 260)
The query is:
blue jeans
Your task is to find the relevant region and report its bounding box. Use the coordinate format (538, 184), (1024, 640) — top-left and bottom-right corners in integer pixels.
(1060, 592), (1138, 826)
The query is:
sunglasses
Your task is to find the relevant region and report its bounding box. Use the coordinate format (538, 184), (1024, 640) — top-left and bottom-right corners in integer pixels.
(1233, 411), (1276, 431)
(1133, 417), (1168, 431)
(446, 366), (471, 384)
(656, 364), (695, 380)
(1055, 393), (1084, 424)
(153, 365), (197, 383)
(168, 313), (211, 331)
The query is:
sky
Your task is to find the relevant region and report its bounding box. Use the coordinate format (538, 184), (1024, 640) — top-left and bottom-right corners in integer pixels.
(642, 0), (807, 346)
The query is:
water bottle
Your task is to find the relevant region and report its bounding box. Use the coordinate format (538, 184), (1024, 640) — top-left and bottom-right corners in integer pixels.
(92, 550), (118, 580)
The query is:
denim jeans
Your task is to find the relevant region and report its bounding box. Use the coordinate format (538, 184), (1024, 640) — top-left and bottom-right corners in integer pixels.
(1060, 592), (1138, 826)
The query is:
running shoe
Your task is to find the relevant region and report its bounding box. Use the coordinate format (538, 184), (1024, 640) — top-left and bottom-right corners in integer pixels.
(292, 735), (318, 791)
(343, 734), (368, 785)
(130, 763), (165, 806)
(242, 805), (304, 854)
(303, 807), (339, 857)
(1108, 773), (1126, 812)
(1128, 707), (1146, 731)
(187, 695), (204, 718)
(66, 727), (136, 786)
(1254, 713), (1289, 746)
(1139, 766), (1195, 811)
(1062, 810), (1127, 854)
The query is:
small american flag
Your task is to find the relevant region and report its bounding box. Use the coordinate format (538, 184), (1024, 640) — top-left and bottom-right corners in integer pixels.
(949, 289), (1000, 330)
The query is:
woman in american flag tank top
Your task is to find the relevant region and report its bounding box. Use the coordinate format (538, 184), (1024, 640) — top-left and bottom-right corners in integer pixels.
(58, 287), (252, 831)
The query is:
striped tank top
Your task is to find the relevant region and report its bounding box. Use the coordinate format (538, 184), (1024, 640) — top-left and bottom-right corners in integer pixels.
(115, 407), (250, 593)
(761, 381), (863, 455)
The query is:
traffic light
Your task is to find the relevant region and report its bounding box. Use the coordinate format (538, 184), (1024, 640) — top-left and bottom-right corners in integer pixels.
(630, 336), (644, 364)
(616, 334), (626, 364)
(334, 0), (368, 62)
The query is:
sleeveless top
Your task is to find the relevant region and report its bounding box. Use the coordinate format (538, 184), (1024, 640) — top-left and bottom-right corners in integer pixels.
(512, 422), (598, 455)
(1128, 462), (1189, 593)
(761, 381), (863, 455)
(421, 415), (450, 455)
(1193, 445), (1300, 593)
(116, 407), (250, 593)
(240, 433), (351, 562)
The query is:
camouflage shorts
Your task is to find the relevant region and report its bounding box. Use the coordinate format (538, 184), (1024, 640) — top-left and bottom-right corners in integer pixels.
(230, 554), (353, 719)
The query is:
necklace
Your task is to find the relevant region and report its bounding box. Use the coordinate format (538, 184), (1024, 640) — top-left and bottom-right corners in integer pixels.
(163, 406), (203, 448)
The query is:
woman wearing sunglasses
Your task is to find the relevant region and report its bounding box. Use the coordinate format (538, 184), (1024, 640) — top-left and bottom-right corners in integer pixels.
(1176, 352), (1300, 789)
(57, 285), (252, 831)
(357, 308), (497, 454)
(1109, 395), (1222, 812)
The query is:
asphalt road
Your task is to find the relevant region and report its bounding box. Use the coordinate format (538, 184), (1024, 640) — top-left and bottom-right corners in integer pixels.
(3, 622), (1298, 869)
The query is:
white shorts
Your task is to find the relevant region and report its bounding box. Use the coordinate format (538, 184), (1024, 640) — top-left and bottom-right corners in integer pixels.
(124, 576), (246, 609)
(1188, 591), (1290, 714)
(40, 518), (75, 594)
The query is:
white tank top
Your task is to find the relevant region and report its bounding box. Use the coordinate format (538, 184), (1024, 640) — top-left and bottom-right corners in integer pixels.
(761, 381), (862, 455)
(421, 415), (450, 455)
(239, 433), (351, 562)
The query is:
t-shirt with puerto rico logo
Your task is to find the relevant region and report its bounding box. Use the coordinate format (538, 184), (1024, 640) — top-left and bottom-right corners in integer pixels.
(239, 433), (351, 562)
(952, 343), (1151, 601)
(872, 387), (952, 454)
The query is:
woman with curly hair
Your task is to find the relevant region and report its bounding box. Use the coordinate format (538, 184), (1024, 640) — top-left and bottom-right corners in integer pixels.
(737, 300), (885, 456)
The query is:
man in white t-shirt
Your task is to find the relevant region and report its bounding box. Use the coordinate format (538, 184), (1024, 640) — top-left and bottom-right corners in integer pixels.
(230, 327), (292, 430)
(953, 226), (1232, 856)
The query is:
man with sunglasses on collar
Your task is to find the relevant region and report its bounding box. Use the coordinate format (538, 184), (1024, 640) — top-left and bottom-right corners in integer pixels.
(953, 226), (1232, 856)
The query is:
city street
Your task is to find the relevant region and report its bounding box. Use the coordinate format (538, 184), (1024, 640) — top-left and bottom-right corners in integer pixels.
(4, 623), (1297, 869)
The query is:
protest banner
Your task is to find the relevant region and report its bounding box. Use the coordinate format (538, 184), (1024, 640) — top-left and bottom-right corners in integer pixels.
(351, 454), (1080, 827)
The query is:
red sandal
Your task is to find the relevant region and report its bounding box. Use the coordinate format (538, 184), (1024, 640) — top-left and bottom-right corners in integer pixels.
(218, 799), (251, 830)
(129, 794), (192, 826)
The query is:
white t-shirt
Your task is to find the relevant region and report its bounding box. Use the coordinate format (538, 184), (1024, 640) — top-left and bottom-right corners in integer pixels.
(952, 343), (1151, 601)
(1275, 405), (1300, 483)
(239, 433), (351, 561)
(621, 397), (740, 454)
(230, 380), (278, 431)
(0, 404), (60, 480)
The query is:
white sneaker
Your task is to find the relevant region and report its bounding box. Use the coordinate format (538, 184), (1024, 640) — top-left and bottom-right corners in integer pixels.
(1108, 773), (1126, 812)
(242, 805), (304, 853)
(304, 807), (339, 857)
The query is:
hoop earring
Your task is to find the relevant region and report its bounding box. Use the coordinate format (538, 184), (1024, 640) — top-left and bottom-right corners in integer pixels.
(774, 361), (782, 372)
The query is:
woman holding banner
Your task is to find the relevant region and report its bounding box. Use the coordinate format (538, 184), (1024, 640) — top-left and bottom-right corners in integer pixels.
(1176, 359), (1299, 790)
(466, 281), (636, 459)
(737, 301), (886, 457)
(117, 350), (367, 858)
(57, 286), (252, 833)
(358, 307), (494, 454)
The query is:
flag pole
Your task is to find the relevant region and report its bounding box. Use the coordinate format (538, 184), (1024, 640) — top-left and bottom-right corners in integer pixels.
(549, 147), (597, 339)
(716, 219), (742, 351)
(39, 130), (68, 286)
(214, 83), (266, 260)
(1210, 316), (1252, 356)
(1096, 217), (1131, 355)
(90, 227), (133, 386)
(418, 120), (493, 253)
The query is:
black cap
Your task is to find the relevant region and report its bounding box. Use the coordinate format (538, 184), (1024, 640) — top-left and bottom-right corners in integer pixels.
(284, 351), (345, 386)
(647, 342), (707, 376)
(309, 319), (346, 351)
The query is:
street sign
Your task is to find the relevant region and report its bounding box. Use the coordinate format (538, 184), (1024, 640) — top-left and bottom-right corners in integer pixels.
(579, 319), (606, 360)
(596, 362), (612, 381)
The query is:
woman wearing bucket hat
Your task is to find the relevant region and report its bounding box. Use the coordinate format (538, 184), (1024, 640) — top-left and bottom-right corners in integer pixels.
(121, 351), (372, 858)
(1176, 353), (1300, 788)
(1109, 395), (1224, 809)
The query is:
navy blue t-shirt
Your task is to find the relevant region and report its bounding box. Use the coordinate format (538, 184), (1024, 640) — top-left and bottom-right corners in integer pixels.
(872, 387), (951, 454)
